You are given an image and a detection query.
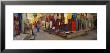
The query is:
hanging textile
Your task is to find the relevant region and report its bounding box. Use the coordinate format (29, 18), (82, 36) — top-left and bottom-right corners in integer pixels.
(46, 16), (49, 22)
(18, 13), (22, 33)
(67, 13), (72, 32)
(76, 14), (81, 31)
(60, 21), (64, 32)
(80, 13), (84, 30)
(64, 24), (68, 32)
(50, 21), (52, 28)
(54, 13), (57, 21)
(55, 19), (60, 30)
(58, 13), (61, 19)
(14, 15), (20, 35)
(64, 13), (68, 24)
(46, 22), (49, 29)
(72, 13), (77, 20)
(68, 19), (72, 32)
(76, 19), (79, 31)
(72, 20), (76, 32)
(67, 13), (72, 19)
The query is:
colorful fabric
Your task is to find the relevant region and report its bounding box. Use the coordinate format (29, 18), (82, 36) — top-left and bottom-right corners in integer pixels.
(72, 13), (77, 20)
(58, 14), (61, 19)
(64, 24), (68, 32)
(68, 19), (72, 31)
(50, 21), (52, 28)
(72, 21), (76, 31)
(46, 22), (49, 29)
(76, 19), (78, 31)
(77, 14), (80, 19)
(64, 13), (68, 24)
(46, 16), (49, 22)
(67, 13), (72, 19)
(54, 14), (57, 21)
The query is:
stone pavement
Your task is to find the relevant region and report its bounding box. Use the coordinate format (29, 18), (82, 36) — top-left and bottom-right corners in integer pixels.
(71, 30), (97, 40)
(35, 32), (65, 40)
(14, 30), (97, 40)
(14, 33), (29, 40)
(34, 30), (97, 40)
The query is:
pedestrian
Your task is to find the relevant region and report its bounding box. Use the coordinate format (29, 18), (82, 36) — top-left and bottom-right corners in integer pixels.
(37, 21), (40, 32)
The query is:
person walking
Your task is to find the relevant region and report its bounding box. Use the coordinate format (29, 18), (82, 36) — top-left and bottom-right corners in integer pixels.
(37, 21), (40, 32)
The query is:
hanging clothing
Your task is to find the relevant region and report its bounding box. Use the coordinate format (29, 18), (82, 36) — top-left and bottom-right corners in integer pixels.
(72, 13), (77, 20)
(55, 19), (59, 30)
(67, 13), (72, 19)
(81, 18), (84, 30)
(76, 19), (79, 31)
(54, 14), (57, 21)
(64, 24), (68, 32)
(78, 19), (81, 31)
(46, 16), (49, 22)
(50, 15), (55, 27)
(60, 21), (64, 32)
(50, 21), (52, 28)
(77, 14), (80, 20)
(48, 15), (51, 21)
(18, 13), (22, 33)
(14, 16), (20, 35)
(72, 20), (76, 31)
(64, 13), (68, 24)
(46, 22), (49, 29)
(58, 13), (61, 19)
(76, 14), (81, 31)
(68, 19), (72, 32)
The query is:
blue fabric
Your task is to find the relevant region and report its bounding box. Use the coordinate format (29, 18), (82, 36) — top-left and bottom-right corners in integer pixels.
(64, 25), (68, 32)
(72, 13), (77, 20)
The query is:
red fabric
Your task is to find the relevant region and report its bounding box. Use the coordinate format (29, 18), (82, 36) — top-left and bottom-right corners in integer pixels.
(15, 25), (19, 35)
(49, 15), (53, 21)
(72, 21), (76, 31)
(14, 16), (20, 35)
(14, 16), (19, 21)
(46, 16), (49, 22)
(54, 19), (60, 30)
(55, 20), (59, 30)
(60, 22), (63, 28)
(48, 15), (51, 21)
(68, 19), (72, 31)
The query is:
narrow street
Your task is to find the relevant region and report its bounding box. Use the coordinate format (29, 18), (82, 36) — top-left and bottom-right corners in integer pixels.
(71, 30), (97, 40)
(34, 32), (65, 40)
(14, 30), (97, 40)
(30, 30), (97, 40)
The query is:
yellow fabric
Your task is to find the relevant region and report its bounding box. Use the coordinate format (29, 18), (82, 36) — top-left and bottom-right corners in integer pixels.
(33, 17), (37, 23)
(77, 14), (80, 19)
(67, 13), (72, 19)
(64, 13), (68, 24)
(46, 22), (49, 28)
